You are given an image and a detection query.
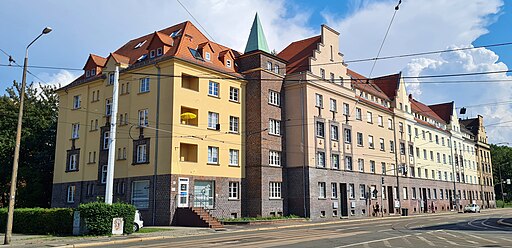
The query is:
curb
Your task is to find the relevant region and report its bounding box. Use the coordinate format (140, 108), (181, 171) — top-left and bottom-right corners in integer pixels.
(497, 218), (512, 227)
(53, 209), (489, 248)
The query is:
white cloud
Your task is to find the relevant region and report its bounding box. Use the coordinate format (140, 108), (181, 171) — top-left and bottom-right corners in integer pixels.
(36, 70), (80, 89)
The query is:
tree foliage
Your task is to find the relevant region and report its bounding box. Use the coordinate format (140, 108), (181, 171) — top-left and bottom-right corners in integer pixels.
(490, 144), (512, 202)
(0, 81), (58, 208)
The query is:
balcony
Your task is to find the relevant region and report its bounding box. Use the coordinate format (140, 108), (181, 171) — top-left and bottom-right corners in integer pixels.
(180, 143), (198, 163)
(182, 74), (199, 91)
(181, 106), (198, 126)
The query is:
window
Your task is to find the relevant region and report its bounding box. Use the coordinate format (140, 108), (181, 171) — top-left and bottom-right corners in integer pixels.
(358, 158), (364, 172)
(208, 81), (219, 97)
(108, 72), (115, 85)
(357, 132), (363, 146)
(101, 165), (108, 184)
(268, 90), (280, 106)
(331, 183), (338, 198)
(437, 153), (441, 163)
(416, 147), (420, 158)
(371, 185), (377, 199)
(368, 135), (374, 148)
(423, 149), (427, 159)
(331, 154), (339, 169)
(68, 154), (78, 171)
(316, 121), (325, 138)
(378, 116), (383, 126)
(343, 103), (349, 116)
(359, 184), (366, 199)
(330, 99), (337, 112)
(320, 68), (325, 79)
(67, 185), (75, 203)
(269, 150), (281, 166)
(345, 156), (353, 170)
(229, 116), (239, 133)
(379, 138), (385, 151)
(330, 72), (335, 83)
(267, 61), (272, 70)
(91, 68), (96, 76)
(205, 51), (210, 61)
(388, 119), (393, 129)
(138, 109), (149, 127)
(208, 146), (219, 164)
(229, 149), (239, 166)
(412, 187), (417, 199)
(370, 160), (376, 173)
(229, 87), (239, 102)
(226, 59), (232, 68)
(150, 50), (156, 58)
(390, 140), (395, 153)
(367, 112), (373, 123)
(318, 182), (326, 198)
(136, 144), (147, 163)
(403, 187), (408, 200)
(430, 151), (434, 160)
(355, 108), (362, 120)
(229, 182), (239, 200)
(315, 94), (323, 108)
(105, 98), (112, 116)
(73, 95), (81, 109)
(400, 143), (405, 155)
(103, 131), (110, 150)
(132, 180), (149, 209)
(344, 128), (351, 143)
(331, 125), (339, 141)
(316, 152), (326, 167)
(269, 119), (281, 135)
(139, 77), (150, 93)
(208, 112), (219, 130)
(381, 162), (386, 175)
(72, 123), (80, 139)
(349, 184), (355, 199)
(269, 182), (281, 199)
(274, 64), (279, 74)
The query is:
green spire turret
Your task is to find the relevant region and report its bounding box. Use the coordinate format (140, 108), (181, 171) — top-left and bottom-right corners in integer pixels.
(244, 13), (270, 54)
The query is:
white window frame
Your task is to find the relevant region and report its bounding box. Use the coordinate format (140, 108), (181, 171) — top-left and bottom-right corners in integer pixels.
(229, 87), (239, 102)
(138, 109), (149, 127)
(318, 182), (326, 199)
(367, 112), (373, 123)
(226, 59), (232, 68)
(73, 95), (81, 109)
(228, 182), (239, 200)
(269, 182), (282, 199)
(72, 123), (80, 139)
(343, 103), (349, 116)
(269, 150), (281, 166)
(349, 184), (355, 199)
(331, 125), (339, 141)
(330, 99), (337, 112)
(268, 90), (280, 106)
(331, 154), (339, 169)
(68, 154), (77, 171)
(229, 149), (239, 166)
(316, 121), (325, 138)
(139, 77), (150, 93)
(156, 47), (163, 56)
(207, 146), (219, 164)
(269, 119), (281, 135)
(229, 116), (239, 133)
(315, 94), (323, 108)
(208, 112), (219, 130)
(355, 108), (362, 120)
(67, 185), (75, 203)
(317, 152), (325, 168)
(105, 98), (112, 116)
(136, 144), (147, 163)
(331, 183), (338, 198)
(101, 165), (108, 184)
(103, 131), (110, 150)
(208, 81), (219, 97)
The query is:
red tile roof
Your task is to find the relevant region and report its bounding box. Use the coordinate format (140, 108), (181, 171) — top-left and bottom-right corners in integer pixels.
(409, 96), (445, 124)
(109, 53), (130, 65)
(277, 35), (321, 74)
(414, 117), (450, 134)
(428, 102), (454, 123)
(371, 73), (401, 100)
(347, 69), (390, 101)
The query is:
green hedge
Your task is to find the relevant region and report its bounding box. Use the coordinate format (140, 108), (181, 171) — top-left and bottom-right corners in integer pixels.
(78, 202), (136, 235)
(0, 208), (73, 235)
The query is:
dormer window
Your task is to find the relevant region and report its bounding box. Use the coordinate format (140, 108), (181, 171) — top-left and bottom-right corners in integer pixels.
(226, 59), (232, 68)
(205, 52), (211, 61)
(150, 50), (156, 58)
(86, 70), (90, 78)
(170, 29), (182, 38)
(134, 40), (147, 49)
(156, 47), (163, 56)
(91, 68), (96, 76)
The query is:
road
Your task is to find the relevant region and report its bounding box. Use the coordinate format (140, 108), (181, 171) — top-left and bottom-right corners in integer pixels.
(113, 209), (512, 248)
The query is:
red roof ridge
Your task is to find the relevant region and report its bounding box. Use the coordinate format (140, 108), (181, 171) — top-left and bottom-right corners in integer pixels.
(428, 101), (454, 123)
(409, 95), (446, 124)
(371, 72), (401, 99)
(108, 53), (130, 65)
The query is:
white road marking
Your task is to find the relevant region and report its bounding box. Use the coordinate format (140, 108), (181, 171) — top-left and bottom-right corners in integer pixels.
(401, 236), (412, 245)
(377, 229), (393, 232)
(417, 236), (436, 246)
(435, 235), (458, 245)
(334, 230), (442, 248)
(451, 230), (498, 244)
(383, 240), (392, 247)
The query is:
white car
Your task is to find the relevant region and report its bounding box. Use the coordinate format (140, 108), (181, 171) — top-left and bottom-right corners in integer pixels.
(464, 204), (481, 213)
(134, 210), (144, 232)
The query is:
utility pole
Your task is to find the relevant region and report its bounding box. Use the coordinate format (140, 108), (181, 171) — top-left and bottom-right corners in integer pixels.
(4, 27), (52, 245)
(105, 65), (119, 204)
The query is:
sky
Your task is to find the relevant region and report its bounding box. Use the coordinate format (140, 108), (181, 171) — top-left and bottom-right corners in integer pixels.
(0, 0), (511, 144)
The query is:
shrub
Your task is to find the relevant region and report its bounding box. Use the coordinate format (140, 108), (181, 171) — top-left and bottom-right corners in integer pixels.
(0, 208), (73, 235)
(78, 202), (136, 235)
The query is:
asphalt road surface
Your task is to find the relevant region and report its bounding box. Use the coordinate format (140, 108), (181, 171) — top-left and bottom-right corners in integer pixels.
(112, 208), (512, 248)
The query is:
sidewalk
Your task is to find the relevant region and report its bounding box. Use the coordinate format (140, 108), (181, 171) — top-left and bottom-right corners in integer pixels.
(3, 208), (501, 247)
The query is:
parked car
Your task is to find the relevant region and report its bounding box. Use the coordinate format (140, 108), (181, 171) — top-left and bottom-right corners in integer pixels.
(134, 210), (144, 232)
(464, 204), (481, 213)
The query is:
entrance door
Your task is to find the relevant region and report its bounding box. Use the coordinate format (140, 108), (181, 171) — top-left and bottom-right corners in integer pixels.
(449, 190), (453, 210)
(387, 186), (394, 214)
(178, 178), (189, 208)
(340, 183), (348, 217)
(422, 188), (428, 212)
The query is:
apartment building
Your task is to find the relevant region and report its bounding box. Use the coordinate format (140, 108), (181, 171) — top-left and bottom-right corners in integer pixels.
(52, 21), (246, 225)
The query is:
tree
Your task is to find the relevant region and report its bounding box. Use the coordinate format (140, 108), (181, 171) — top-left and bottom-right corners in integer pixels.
(490, 144), (512, 202)
(0, 81), (58, 208)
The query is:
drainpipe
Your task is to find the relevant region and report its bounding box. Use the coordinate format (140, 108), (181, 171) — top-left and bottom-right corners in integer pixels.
(152, 63), (161, 225)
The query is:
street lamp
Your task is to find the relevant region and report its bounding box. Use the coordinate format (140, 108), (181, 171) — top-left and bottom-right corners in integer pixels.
(4, 27), (52, 245)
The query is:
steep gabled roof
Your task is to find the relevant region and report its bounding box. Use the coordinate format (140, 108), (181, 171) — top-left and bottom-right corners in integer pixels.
(108, 53), (130, 65)
(428, 102), (454, 123)
(347, 69), (390, 101)
(244, 13), (270, 53)
(460, 117), (479, 136)
(409, 96), (445, 124)
(83, 54), (107, 69)
(371, 73), (401, 100)
(278, 35), (321, 74)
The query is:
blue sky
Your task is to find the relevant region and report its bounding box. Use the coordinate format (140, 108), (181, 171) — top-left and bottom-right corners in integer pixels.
(0, 0), (511, 143)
